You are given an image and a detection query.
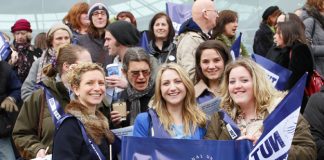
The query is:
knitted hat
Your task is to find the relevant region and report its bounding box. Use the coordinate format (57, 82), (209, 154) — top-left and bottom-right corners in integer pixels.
(262, 6), (280, 21)
(88, 3), (109, 20)
(106, 21), (140, 46)
(11, 19), (32, 33)
(46, 22), (73, 39)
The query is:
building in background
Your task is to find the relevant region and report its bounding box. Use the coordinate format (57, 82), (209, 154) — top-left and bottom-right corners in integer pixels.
(0, 0), (305, 52)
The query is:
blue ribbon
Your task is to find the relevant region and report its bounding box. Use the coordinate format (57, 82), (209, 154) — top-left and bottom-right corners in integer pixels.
(218, 110), (241, 139)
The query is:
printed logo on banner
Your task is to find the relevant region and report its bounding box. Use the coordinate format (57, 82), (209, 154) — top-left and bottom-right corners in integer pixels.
(191, 154), (214, 160)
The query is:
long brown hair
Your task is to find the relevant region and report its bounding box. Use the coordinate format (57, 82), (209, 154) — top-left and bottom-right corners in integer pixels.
(212, 10), (238, 39)
(63, 2), (89, 31)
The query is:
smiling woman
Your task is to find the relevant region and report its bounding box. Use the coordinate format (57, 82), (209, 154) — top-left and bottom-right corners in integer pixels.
(205, 58), (316, 160)
(133, 63), (207, 139)
(52, 62), (116, 160)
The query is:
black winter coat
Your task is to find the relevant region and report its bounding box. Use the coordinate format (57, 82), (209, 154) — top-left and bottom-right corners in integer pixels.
(253, 23), (275, 57)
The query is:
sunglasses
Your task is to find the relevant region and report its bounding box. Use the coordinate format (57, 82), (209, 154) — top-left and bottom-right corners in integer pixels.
(129, 69), (151, 78)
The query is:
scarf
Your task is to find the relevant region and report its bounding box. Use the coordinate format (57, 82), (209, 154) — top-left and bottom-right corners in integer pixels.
(304, 4), (324, 28)
(127, 79), (155, 125)
(36, 48), (56, 83)
(13, 42), (34, 82)
(65, 100), (114, 144)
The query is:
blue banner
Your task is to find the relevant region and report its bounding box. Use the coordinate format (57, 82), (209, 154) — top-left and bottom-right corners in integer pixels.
(230, 32), (242, 60)
(122, 136), (252, 160)
(166, 2), (192, 34)
(252, 54), (292, 91)
(248, 74), (307, 160)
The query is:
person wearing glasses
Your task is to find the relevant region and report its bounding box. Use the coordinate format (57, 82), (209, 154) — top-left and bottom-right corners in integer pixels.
(177, 0), (218, 82)
(111, 47), (157, 127)
(77, 2), (113, 68)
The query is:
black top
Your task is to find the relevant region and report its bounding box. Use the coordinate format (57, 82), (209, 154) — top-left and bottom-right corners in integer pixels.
(253, 22), (275, 57)
(52, 118), (110, 160)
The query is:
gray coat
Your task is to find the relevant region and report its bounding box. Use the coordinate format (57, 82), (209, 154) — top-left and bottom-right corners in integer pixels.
(300, 10), (324, 75)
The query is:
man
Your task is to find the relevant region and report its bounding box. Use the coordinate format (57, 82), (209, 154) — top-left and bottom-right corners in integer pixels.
(0, 61), (21, 159)
(77, 2), (113, 68)
(104, 21), (158, 127)
(9, 19), (42, 82)
(177, 0), (218, 82)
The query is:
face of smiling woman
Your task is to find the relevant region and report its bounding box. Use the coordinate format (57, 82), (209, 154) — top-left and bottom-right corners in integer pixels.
(73, 70), (106, 108)
(228, 66), (255, 109)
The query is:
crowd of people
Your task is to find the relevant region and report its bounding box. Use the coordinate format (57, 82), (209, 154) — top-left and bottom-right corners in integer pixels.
(0, 0), (323, 159)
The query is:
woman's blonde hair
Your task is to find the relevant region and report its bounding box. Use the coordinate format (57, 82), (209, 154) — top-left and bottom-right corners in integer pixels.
(220, 58), (285, 119)
(152, 63), (206, 136)
(66, 62), (105, 91)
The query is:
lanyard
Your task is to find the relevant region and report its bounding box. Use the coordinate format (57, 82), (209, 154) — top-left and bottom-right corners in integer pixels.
(38, 82), (65, 128)
(218, 110), (241, 140)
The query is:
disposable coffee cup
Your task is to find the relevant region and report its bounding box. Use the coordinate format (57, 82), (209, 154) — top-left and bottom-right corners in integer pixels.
(106, 64), (120, 76)
(112, 102), (127, 121)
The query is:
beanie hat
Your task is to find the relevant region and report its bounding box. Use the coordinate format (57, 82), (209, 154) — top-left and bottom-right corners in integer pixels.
(88, 3), (109, 20)
(46, 22), (73, 39)
(11, 19), (32, 33)
(262, 6), (280, 21)
(106, 21), (140, 46)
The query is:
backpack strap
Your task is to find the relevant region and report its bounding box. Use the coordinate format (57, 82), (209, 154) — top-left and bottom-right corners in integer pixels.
(147, 108), (171, 138)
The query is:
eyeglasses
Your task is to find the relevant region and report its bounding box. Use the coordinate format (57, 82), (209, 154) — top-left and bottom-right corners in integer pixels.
(129, 69), (151, 78)
(92, 11), (107, 17)
(203, 9), (219, 15)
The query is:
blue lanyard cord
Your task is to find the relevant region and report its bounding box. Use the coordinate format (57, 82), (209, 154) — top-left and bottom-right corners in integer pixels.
(78, 120), (106, 160)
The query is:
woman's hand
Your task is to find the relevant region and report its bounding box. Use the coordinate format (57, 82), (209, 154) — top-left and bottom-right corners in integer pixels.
(110, 110), (122, 127)
(9, 50), (18, 65)
(36, 149), (46, 158)
(237, 131), (262, 145)
(105, 75), (128, 89)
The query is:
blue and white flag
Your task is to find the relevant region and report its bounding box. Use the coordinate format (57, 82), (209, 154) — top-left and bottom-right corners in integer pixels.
(252, 54), (292, 91)
(166, 2), (192, 34)
(248, 74), (307, 160)
(0, 32), (11, 61)
(230, 32), (242, 61)
(122, 136), (252, 160)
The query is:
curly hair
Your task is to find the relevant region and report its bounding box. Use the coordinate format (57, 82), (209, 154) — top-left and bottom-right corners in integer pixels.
(66, 62), (105, 90)
(220, 58), (285, 119)
(152, 63), (206, 136)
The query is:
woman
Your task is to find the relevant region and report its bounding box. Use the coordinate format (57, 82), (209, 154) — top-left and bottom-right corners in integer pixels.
(21, 22), (73, 101)
(133, 63), (206, 139)
(110, 47), (156, 127)
(299, 0), (324, 76)
(270, 19), (313, 113)
(116, 11), (137, 27)
(211, 10), (249, 57)
(147, 12), (177, 64)
(63, 2), (90, 42)
(205, 58), (316, 160)
(53, 62), (115, 160)
(194, 40), (231, 116)
(12, 45), (93, 159)
(253, 6), (282, 56)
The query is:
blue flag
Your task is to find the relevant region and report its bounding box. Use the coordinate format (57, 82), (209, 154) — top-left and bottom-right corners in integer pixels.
(252, 54), (292, 91)
(248, 74), (307, 160)
(122, 136), (252, 160)
(166, 2), (192, 34)
(139, 31), (150, 53)
(230, 32), (242, 60)
(0, 32), (11, 61)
